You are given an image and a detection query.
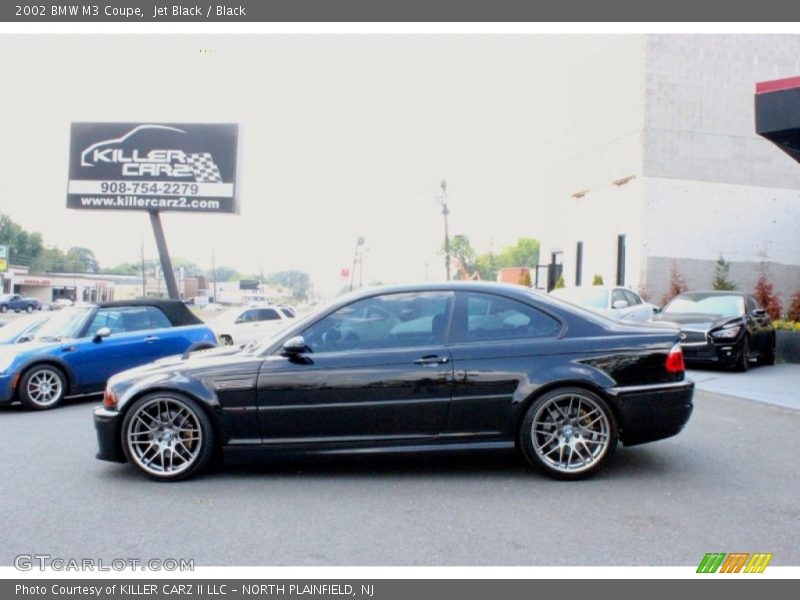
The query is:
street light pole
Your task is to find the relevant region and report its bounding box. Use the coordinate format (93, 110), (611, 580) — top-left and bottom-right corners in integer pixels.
(349, 237), (365, 292)
(440, 180), (451, 281)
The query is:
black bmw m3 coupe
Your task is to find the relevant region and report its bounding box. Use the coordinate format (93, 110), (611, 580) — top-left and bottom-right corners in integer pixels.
(94, 282), (693, 481)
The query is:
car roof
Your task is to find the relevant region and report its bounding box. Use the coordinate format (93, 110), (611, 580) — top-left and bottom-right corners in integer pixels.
(93, 298), (203, 326)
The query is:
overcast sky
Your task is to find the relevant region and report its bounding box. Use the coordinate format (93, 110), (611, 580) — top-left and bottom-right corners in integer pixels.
(0, 34), (631, 295)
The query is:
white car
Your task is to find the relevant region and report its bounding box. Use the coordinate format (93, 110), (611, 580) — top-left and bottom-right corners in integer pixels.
(549, 286), (658, 322)
(213, 305), (294, 346)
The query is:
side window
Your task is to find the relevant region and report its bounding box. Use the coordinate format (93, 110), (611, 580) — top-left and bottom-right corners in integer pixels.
(86, 307), (151, 336)
(611, 289), (627, 306)
(301, 292), (453, 353)
(454, 292), (561, 342)
(147, 306), (172, 329)
(258, 308), (282, 321)
(622, 290), (642, 306)
(235, 309), (259, 324)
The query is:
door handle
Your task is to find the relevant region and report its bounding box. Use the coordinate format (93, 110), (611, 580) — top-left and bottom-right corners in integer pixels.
(414, 355), (450, 366)
(61, 346), (76, 352)
(145, 336), (159, 342)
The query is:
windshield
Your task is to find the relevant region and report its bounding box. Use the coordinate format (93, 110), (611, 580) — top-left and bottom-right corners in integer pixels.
(550, 287), (609, 309)
(34, 306), (94, 340)
(663, 294), (745, 317)
(0, 314), (48, 343)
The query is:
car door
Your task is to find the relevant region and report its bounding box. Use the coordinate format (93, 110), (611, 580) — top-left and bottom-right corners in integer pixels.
(443, 291), (564, 438)
(255, 291), (455, 443)
(621, 289), (652, 322)
(68, 306), (160, 391)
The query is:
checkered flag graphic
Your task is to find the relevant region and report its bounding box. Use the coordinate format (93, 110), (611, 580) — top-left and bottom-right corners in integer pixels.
(186, 152), (223, 183)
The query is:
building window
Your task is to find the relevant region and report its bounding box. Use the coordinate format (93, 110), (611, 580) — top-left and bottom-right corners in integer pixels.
(575, 241), (583, 286)
(616, 234), (626, 286)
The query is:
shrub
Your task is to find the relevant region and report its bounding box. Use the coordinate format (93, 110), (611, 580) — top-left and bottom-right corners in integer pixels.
(712, 254), (737, 290)
(555, 274), (565, 289)
(592, 274), (603, 285)
(753, 263), (782, 320)
(662, 261), (688, 305)
(787, 288), (800, 322)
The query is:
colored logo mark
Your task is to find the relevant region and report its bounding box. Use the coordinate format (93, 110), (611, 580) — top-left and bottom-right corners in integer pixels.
(697, 552), (773, 573)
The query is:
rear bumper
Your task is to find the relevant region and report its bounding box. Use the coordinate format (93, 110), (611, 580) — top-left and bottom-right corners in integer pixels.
(607, 381), (694, 446)
(93, 406), (126, 462)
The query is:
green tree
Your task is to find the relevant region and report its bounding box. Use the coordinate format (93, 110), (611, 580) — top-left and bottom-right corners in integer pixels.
(66, 246), (99, 273)
(447, 234), (477, 272)
(712, 254), (736, 290)
(592, 274), (604, 285)
(497, 238), (540, 269)
(267, 270), (312, 301)
(0, 213), (44, 267)
(555, 274), (566, 289)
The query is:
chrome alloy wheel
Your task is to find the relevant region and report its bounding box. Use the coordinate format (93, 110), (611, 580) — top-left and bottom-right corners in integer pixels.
(126, 397), (203, 477)
(530, 392), (611, 474)
(26, 368), (63, 407)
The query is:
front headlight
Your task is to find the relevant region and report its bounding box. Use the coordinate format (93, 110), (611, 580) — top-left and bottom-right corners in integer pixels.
(711, 325), (742, 340)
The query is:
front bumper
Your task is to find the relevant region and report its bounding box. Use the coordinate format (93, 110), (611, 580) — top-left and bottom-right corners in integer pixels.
(94, 405), (126, 462)
(607, 380), (694, 446)
(0, 372), (17, 404)
(681, 337), (741, 365)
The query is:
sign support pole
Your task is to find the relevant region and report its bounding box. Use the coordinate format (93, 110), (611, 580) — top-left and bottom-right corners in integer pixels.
(148, 211), (180, 300)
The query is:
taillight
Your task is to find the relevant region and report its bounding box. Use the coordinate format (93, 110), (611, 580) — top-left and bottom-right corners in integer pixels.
(103, 387), (117, 408)
(665, 343), (685, 374)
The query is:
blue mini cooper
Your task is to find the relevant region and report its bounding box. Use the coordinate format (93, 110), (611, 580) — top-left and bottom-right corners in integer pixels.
(0, 300), (216, 410)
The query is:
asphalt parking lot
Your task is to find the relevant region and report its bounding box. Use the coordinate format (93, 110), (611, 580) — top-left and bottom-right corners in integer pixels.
(1, 386), (798, 566)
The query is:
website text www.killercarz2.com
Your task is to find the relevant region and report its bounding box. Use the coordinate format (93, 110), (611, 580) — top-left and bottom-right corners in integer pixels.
(80, 196), (220, 210)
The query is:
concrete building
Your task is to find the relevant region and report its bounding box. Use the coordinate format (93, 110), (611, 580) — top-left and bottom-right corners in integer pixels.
(538, 35), (800, 306)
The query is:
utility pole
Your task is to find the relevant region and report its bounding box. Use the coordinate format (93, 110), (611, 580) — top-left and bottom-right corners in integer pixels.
(349, 237), (365, 292)
(439, 180), (451, 281)
(140, 235), (146, 298)
(211, 250), (218, 303)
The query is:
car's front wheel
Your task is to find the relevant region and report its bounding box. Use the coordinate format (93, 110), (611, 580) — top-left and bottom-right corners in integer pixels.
(122, 393), (214, 481)
(520, 387), (618, 480)
(735, 335), (750, 372)
(25, 305), (33, 313)
(219, 335), (233, 346)
(19, 365), (67, 410)
(0, 305), (7, 313)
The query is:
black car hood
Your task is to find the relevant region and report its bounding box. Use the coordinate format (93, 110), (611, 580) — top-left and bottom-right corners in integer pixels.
(651, 312), (742, 332)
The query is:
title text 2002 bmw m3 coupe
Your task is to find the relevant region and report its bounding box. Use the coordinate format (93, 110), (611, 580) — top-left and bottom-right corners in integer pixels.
(94, 282), (693, 481)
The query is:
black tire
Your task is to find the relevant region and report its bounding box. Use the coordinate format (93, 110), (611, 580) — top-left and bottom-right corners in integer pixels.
(121, 392), (214, 482)
(0, 305), (7, 313)
(18, 365), (67, 410)
(519, 387), (618, 480)
(25, 305), (33, 313)
(758, 334), (777, 366)
(735, 336), (750, 372)
(219, 335), (233, 346)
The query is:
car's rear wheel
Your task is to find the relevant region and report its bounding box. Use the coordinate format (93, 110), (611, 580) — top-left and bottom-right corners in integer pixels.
(520, 387), (618, 480)
(0, 305), (7, 313)
(122, 393), (214, 481)
(758, 334), (776, 366)
(219, 335), (233, 346)
(25, 305), (33, 313)
(19, 365), (67, 410)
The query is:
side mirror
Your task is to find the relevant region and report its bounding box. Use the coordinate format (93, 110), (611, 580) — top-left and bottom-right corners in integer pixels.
(653, 307), (661, 314)
(282, 335), (307, 355)
(612, 300), (629, 309)
(16, 335), (32, 344)
(94, 327), (111, 342)
(753, 308), (767, 317)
